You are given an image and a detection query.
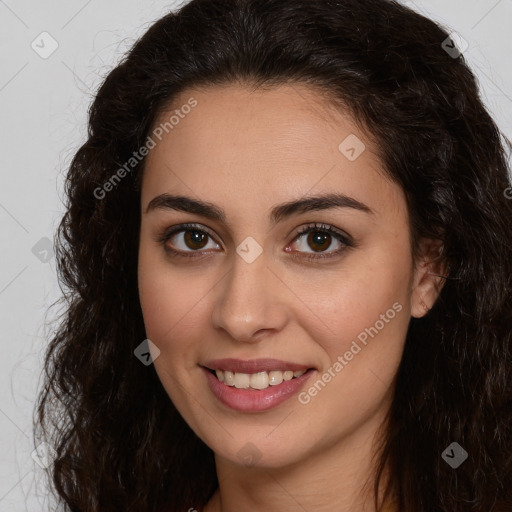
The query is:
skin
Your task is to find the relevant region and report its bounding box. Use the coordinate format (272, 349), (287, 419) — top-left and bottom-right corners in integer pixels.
(137, 83), (445, 512)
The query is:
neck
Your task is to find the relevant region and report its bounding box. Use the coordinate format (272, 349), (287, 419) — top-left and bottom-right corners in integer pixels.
(203, 404), (395, 512)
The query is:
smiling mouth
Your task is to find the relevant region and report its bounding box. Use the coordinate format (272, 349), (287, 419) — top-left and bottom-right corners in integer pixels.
(206, 368), (311, 390)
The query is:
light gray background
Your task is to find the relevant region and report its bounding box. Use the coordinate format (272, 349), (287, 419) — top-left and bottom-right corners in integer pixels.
(0, 1), (510, 510)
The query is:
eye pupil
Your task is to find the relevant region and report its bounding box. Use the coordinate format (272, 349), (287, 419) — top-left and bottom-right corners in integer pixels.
(308, 231), (331, 252)
(185, 230), (208, 249)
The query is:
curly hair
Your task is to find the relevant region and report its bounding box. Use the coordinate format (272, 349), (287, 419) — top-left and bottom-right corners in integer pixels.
(35, 0), (512, 511)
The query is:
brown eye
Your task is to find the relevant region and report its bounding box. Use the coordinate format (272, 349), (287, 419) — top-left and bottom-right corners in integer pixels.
(182, 230), (209, 250)
(167, 229), (219, 253)
(306, 231), (333, 252)
(158, 223), (221, 257)
(289, 223), (352, 258)
(286, 223), (354, 261)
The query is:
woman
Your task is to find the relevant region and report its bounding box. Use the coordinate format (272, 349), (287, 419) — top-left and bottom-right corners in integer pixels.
(35, 0), (512, 511)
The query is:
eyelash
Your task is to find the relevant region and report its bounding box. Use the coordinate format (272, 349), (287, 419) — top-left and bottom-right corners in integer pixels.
(156, 222), (354, 262)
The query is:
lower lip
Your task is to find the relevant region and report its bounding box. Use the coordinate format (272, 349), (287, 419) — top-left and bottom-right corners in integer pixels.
(202, 367), (315, 412)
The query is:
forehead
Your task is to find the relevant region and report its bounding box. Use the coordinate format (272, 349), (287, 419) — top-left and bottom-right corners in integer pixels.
(149, 83), (364, 167)
(141, 83), (404, 223)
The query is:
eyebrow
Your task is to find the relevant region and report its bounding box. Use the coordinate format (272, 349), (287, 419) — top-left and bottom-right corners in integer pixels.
(145, 192), (374, 226)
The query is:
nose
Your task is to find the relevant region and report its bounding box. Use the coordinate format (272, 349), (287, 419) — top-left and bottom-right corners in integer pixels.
(211, 248), (289, 344)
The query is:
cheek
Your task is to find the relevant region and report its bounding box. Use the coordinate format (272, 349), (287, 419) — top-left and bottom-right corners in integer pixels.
(138, 243), (183, 349)
(293, 246), (412, 354)
(138, 272), (198, 347)
(137, 266), (204, 415)
(288, 261), (412, 429)
(137, 244), (215, 372)
(290, 260), (411, 447)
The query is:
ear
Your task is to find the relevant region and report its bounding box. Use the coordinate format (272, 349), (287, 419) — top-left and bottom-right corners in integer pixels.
(410, 238), (448, 318)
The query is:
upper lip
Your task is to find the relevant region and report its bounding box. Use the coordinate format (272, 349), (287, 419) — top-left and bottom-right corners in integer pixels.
(202, 358), (313, 374)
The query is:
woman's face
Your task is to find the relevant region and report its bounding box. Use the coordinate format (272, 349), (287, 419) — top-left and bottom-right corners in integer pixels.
(138, 83), (433, 469)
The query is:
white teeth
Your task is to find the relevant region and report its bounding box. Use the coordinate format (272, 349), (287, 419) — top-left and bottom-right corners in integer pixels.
(250, 371), (269, 390)
(268, 371), (283, 386)
(214, 369), (307, 390)
(234, 372), (250, 389)
(283, 370), (294, 381)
